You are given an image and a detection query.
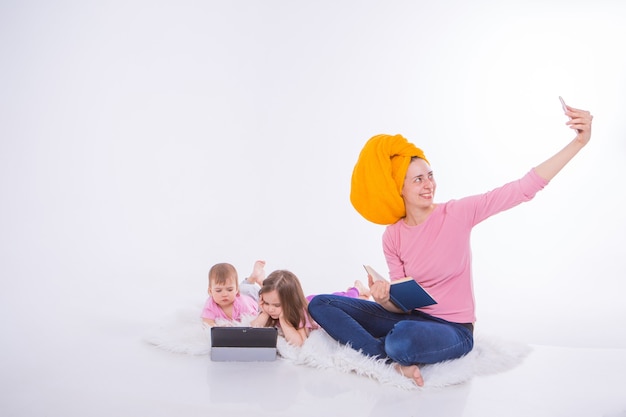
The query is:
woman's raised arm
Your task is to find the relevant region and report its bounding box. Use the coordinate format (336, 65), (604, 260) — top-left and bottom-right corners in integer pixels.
(533, 102), (593, 182)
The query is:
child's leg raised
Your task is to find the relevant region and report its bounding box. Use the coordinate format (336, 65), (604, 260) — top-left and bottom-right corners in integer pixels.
(246, 260), (266, 285)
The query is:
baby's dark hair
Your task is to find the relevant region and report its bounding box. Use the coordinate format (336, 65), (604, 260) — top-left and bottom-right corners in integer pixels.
(208, 263), (238, 289)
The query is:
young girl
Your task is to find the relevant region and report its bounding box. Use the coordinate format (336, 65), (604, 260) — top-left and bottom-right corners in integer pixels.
(201, 262), (259, 326)
(250, 270), (315, 347)
(250, 269), (372, 346)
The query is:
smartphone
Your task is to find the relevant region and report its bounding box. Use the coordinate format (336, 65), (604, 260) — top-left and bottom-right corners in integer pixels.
(559, 96), (568, 112)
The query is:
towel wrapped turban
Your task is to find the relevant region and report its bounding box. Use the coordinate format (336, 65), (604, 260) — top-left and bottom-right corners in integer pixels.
(350, 134), (429, 225)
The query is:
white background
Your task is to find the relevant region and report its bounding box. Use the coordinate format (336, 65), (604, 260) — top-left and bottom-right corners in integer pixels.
(1, 0), (625, 357)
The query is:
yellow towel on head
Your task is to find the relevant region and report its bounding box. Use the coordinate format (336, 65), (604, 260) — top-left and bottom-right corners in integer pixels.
(350, 134), (429, 225)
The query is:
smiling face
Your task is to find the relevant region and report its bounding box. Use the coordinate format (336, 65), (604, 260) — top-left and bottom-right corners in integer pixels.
(259, 290), (282, 320)
(401, 157), (436, 211)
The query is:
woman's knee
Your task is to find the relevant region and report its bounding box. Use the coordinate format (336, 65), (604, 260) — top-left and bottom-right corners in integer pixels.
(385, 321), (474, 364)
(384, 322), (416, 363)
(307, 294), (335, 315)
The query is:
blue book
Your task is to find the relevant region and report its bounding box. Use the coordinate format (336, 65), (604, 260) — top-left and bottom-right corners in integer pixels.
(364, 265), (437, 312)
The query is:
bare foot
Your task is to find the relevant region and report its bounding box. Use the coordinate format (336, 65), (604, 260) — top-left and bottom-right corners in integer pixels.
(353, 279), (371, 300)
(247, 260), (266, 285)
(395, 363), (424, 387)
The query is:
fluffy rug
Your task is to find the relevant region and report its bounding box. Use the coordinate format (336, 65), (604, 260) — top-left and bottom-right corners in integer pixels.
(144, 306), (531, 390)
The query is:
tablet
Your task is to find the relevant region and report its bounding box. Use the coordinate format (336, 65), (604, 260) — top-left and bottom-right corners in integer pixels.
(210, 327), (278, 362)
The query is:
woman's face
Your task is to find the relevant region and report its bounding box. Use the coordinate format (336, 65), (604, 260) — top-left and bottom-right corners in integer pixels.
(259, 290), (282, 320)
(401, 158), (436, 210)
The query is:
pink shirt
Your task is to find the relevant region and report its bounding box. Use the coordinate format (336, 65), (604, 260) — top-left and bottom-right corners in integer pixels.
(382, 169), (548, 324)
(276, 309), (319, 334)
(302, 313), (319, 332)
(201, 294), (258, 322)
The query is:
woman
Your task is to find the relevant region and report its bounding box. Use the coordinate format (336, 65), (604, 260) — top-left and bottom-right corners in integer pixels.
(308, 100), (593, 386)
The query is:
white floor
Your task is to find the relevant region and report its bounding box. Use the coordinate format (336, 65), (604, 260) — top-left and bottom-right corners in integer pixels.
(3, 317), (625, 417)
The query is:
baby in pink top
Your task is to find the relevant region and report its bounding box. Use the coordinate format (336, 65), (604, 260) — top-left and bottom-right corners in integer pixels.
(201, 262), (259, 327)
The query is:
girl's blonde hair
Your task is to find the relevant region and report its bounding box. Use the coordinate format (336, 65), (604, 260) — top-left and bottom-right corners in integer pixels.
(258, 270), (310, 329)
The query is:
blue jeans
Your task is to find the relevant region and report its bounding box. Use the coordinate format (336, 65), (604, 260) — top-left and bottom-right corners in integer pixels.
(308, 294), (474, 365)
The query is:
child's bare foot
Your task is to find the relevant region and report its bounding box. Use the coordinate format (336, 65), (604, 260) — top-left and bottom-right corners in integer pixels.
(395, 363), (424, 387)
(354, 279), (371, 300)
(247, 260), (266, 285)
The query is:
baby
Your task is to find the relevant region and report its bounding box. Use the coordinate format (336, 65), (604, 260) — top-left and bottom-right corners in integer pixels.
(201, 262), (259, 326)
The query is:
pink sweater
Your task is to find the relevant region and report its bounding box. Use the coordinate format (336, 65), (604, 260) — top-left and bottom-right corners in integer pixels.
(382, 169), (548, 323)
(201, 294), (258, 322)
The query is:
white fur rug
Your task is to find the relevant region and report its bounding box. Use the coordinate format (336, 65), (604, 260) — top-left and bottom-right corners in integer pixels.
(144, 307), (531, 390)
